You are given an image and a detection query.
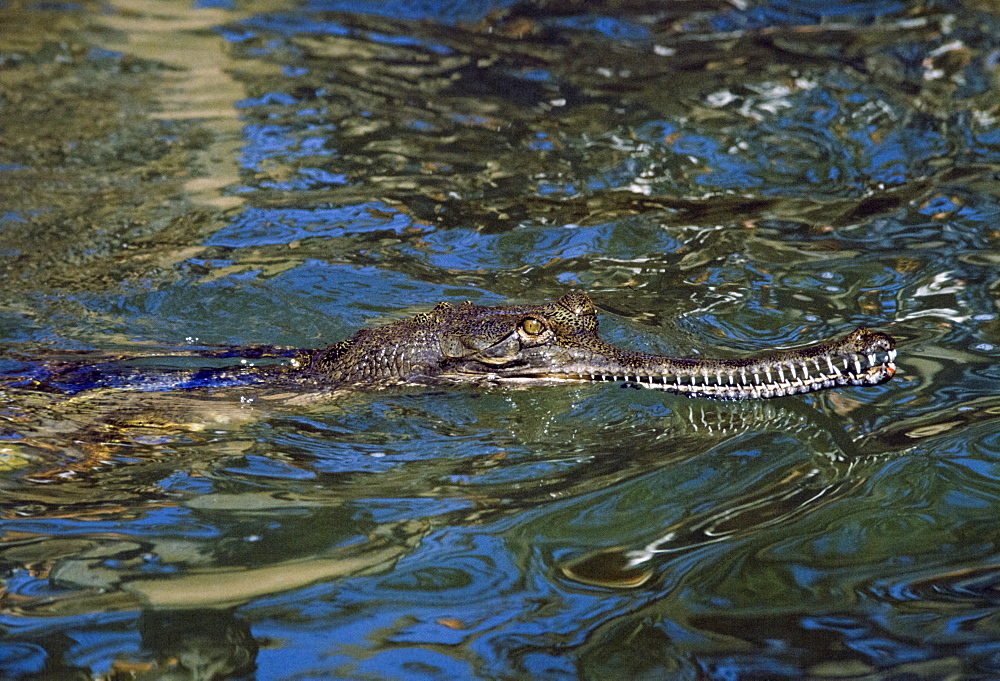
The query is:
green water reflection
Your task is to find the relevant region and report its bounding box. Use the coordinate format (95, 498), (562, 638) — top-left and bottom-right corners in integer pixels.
(3, 0), (1000, 679)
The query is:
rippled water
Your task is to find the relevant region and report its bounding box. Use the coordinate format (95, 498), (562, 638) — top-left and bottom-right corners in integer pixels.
(3, 0), (1000, 678)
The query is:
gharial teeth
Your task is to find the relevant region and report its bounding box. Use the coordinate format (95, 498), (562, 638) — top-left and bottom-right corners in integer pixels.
(826, 356), (840, 376)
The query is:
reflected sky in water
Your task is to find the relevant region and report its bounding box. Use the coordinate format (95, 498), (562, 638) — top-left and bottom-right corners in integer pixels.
(2, 0), (1000, 679)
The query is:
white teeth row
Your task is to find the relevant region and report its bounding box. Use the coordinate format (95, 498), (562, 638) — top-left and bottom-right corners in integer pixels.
(580, 348), (896, 398)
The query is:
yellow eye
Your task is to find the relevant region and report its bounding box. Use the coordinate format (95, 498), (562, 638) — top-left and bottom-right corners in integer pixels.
(521, 317), (545, 336)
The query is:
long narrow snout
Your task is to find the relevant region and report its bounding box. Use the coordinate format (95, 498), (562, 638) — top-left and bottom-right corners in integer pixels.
(505, 328), (897, 399)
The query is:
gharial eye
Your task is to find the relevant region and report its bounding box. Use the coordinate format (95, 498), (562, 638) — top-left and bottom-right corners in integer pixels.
(520, 317), (545, 336)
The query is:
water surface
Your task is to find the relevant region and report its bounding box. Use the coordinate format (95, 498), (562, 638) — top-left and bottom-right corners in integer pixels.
(3, 0), (1000, 678)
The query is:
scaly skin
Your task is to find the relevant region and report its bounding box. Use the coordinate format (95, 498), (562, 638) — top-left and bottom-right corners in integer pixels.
(20, 292), (896, 399)
(299, 292), (897, 399)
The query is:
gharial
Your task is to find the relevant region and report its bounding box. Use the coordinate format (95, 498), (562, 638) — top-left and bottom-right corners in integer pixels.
(30, 292), (897, 400)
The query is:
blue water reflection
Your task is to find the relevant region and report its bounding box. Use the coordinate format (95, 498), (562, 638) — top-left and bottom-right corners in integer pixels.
(712, 1), (909, 31)
(4, 0), (1000, 678)
(208, 204), (414, 247)
(303, 0), (518, 24)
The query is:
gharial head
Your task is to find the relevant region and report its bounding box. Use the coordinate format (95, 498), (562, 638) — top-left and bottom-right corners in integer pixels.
(309, 291), (897, 399)
(436, 291), (606, 371)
